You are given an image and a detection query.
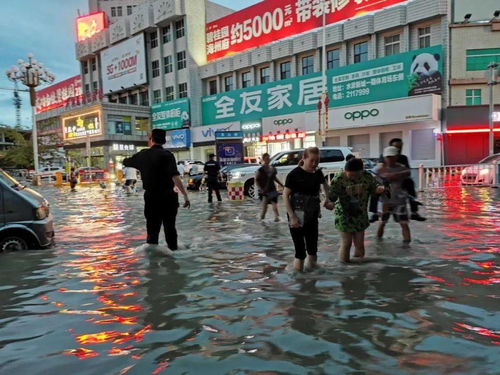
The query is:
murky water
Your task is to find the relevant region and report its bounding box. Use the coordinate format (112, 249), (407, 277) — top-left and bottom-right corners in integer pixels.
(0, 185), (498, 375)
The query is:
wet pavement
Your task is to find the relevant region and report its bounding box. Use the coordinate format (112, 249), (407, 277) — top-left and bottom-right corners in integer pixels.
(0, 185), (498, 375)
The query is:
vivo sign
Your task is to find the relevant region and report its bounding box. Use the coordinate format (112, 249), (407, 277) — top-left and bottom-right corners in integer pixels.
(164, 129), (191, 149)
(192, 122), (241, 143)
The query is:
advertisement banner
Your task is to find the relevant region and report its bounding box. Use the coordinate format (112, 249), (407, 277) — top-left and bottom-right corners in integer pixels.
(151, 98), (190, 130)
(62, 111), (102, 140)
(164, 129), (191, 149)
(192, 122), (240, 143)
(101, 33), (147, 93)
(217, 142), (244, 166)
(36, 75), (83, 113)
(76, 12), (106, 42)
(262, 113), (306, 135)
(202, 45), (443, 125)
(206, 0), (407, 61)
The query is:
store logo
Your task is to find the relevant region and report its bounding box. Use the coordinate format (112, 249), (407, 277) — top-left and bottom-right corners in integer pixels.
(273, 118), (293, 126)
(344, 109), (380, 121)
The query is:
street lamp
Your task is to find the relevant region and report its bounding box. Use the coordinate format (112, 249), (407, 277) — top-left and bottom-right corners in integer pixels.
(5, 54), (55, 173)
(487, 62), (498, 156)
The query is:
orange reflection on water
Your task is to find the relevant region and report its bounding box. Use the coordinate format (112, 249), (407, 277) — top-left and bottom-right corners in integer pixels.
(455, 322), (500, 344)
(63, 347), (99, 359)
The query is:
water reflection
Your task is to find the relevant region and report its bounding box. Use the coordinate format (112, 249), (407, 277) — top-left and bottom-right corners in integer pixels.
(0, 186), (497, 374)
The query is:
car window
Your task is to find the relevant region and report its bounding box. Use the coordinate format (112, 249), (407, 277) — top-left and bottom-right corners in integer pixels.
(480, 155), (500, 164)
(274, 152), (302, 167)
(320, 149), (345, 163)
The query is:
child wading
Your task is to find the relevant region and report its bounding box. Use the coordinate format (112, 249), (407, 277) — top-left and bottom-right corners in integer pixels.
(375, 146), (412, 243)
(328, 158), (384, 263)
(283, 147), (332, 272)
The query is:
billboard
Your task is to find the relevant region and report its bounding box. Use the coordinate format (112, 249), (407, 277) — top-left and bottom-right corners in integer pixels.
(164, 129), (191, 149)
(36, 76), (83, 113)
(101, 34), (147, 93)
(206, 0), (408, 61)
(76, 12), (106, 42)
(62, 110), (103, 140)
(202, 45), (443, 125)
(151, 98), (190, 130)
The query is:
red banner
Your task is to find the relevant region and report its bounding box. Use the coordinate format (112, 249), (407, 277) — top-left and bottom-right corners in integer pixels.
(206, 0), (408, 62)
(36, 76), (83, 113)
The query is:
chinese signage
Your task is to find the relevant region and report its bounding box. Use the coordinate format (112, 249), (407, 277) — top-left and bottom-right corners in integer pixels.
(76, 12), (106, 42)
(262, 113), (306, 135)
(101, 34), (147, 92)
(36, 75), (83, 113)
(111, 143), (136, 152)
(164, 129), (191, 149)
(151, 98), (190, 130)
(215, 131), (243, 139)
(242, 122), (262, 143)
(202, 46), (443, 125)
(262, 131), (306, 142)
(206, 0), (407, 61)
(192, 122), (240, 143)
(62, 111), (102, 140)
(217, 142), (244, 166)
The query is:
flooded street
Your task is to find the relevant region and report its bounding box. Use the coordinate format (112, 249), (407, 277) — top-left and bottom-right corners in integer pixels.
(0, 186), (498, 375)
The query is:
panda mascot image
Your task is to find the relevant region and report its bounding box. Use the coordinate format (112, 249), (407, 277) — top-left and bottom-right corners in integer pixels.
(408, 52), (442, 96)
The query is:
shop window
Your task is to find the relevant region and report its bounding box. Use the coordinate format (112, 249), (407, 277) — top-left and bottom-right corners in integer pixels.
(301, 56), (314, 75)
(177, 51), (186, 70)
(320, 149), (344, 162)
(179, 82), (188, 98)
(153, 89), (162, 104)
(354, 41), (368, 63)
(260, 66), (270, 84)
(152, 60), (160, 78)
(129, 93), (138, 105)
(135, 117), (149, 135)
(109, 115), (132, 135)
(327, 49), (340, 70)
(224, 76), (233, 92)
(466, 49), (500, 71)
(411, 129), (435, 161)
(162, 25), (171, 43)
(164, 55), (173, 74)
(273, 151), (303, 167)
(466, 89), (482, 105)
(241, 71), (251, 88)
(418, 26), (431, 49)
(175, 19), (185, 39)
(348, 134), (370, 157)
(150, 31), (158, 49)
(209, 80), (217, 95)
(384, 34), (400, 56)
(280, 61), (291, 80)
(140, 91), (149, 106)
(165, 86), (175, 101)
(326, 136), (340, 147)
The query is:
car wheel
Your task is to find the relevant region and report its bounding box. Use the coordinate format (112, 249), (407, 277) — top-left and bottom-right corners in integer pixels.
(0, 236), (29, 252)
(245, 179), (257, 199)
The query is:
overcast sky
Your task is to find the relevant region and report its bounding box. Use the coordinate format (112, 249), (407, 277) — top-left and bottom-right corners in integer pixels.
(0, 0), (260, 128)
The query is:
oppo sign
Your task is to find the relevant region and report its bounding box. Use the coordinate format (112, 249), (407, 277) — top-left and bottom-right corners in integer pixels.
(344, 109), (380, 121)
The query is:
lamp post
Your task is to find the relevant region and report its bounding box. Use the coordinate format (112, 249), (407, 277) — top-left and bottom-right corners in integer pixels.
(5, 54), (55, 173)
(487, 62), (498, 156)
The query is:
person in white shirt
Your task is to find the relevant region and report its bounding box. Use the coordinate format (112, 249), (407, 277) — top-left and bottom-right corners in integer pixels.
(122, 166), (138, 193)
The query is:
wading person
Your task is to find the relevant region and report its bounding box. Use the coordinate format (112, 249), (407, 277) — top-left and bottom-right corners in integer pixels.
(375, 146), (412, 243)
(256, 153), (284, 221)
(69, 167), (78, 192)
(283, 147), (332, 272)
(122, 165), (138, 194)
(204, 154), (222, 203)
(327, 158), (384, 263)
(124, 129), (190, 250)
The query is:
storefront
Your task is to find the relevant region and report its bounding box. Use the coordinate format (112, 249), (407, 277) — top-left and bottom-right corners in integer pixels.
(191, 122), (240, 162)
(445, 105), (500, 165)
(317, 94), (442, 166)
(241, 121), (266, 159)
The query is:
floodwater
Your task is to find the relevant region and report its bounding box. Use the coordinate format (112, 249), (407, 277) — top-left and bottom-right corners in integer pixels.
(0, 185), (498, 375)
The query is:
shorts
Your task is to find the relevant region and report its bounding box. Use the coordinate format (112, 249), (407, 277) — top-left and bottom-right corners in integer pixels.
(259, 191), (278, 204)
(381, 204), (408, 223)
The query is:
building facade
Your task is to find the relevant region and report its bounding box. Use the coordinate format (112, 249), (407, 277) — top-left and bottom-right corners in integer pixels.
(198, 0), (450, 167)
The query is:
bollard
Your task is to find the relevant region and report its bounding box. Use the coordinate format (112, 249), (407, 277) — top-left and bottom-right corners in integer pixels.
(54, 172), (63, 187)
(227, 181), (245, 201)
(117, 169), (124, 185)
(418, 164), (424, 192)
(32, 174), (41, 186)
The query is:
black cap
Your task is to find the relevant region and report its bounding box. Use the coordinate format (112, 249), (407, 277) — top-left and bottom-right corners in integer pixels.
(151, 128), (166, 144)
(209, 153), (215, 158)
(345, 158), (364, 172)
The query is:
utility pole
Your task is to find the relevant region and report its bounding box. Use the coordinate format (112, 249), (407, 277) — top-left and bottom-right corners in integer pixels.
(487, 62), (498, 156)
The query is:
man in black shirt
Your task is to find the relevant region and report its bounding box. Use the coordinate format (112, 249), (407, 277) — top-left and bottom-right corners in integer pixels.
(124, 129), (190, 250)
(204, 153), (222, 203)
(369, 138), (426, 222)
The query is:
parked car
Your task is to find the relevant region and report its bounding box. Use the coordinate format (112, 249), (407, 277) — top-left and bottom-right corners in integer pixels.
(0, 169), (54, 252)
(227, 147), (353, 197)
(179, 160), (204, 175)
(461, 153), (500, 185)
(39, 166), (65, 180)
(187, 163), (259, 191)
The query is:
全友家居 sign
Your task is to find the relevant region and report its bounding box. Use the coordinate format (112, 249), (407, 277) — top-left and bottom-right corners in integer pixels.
(206, 0), (408, 61)
(202, 46), (443, 126)
(164, 129), (191, 149)
(101, 34), (147, 93)
(151, 98), (190, 130)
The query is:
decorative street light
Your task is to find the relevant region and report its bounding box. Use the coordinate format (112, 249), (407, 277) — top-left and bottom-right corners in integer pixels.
(5, 54), (55, 173)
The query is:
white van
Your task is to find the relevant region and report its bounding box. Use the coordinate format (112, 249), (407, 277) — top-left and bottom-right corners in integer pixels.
(227, 147), (352, 198)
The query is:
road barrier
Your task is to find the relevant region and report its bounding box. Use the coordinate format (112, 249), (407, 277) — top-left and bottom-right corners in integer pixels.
(227, 181), (245, 201)
(418, 162), (499, 191)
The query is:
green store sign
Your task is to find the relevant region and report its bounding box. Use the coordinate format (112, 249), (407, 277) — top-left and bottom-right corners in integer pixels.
(151, 98), (190, 130)
(202, 45), (443, 125)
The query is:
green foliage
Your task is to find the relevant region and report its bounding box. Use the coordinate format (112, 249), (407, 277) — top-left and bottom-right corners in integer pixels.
(0, 128), (34, 168)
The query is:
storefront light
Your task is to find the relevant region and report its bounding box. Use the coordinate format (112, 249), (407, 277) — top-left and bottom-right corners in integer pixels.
(446, 128), (500, 134)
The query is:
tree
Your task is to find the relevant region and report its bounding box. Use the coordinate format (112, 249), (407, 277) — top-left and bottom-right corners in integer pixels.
(0, 127), (34, 169)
